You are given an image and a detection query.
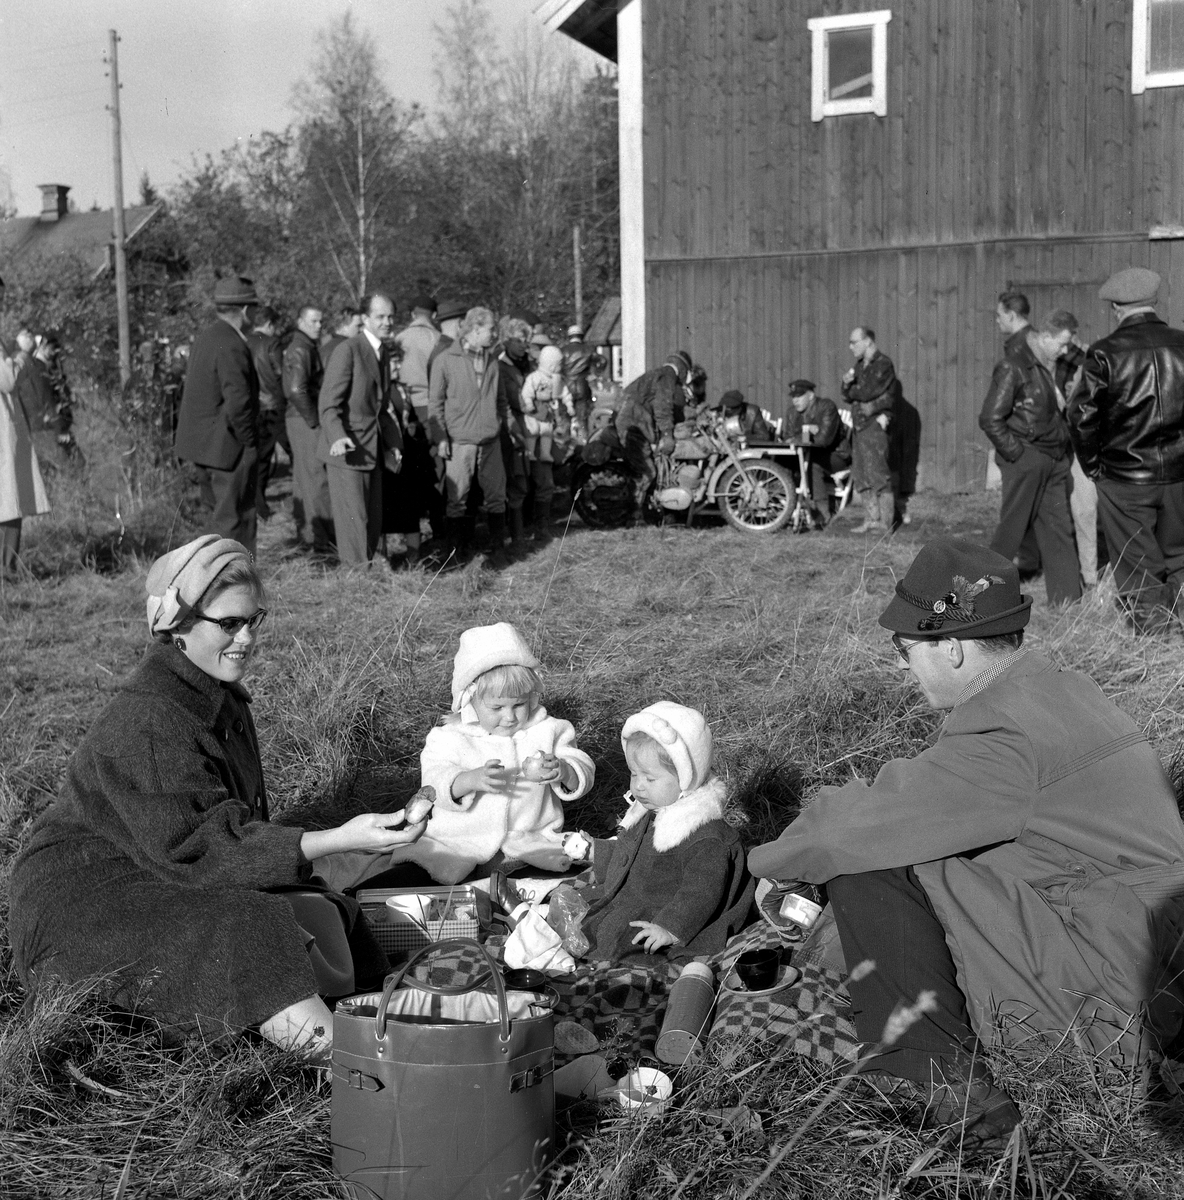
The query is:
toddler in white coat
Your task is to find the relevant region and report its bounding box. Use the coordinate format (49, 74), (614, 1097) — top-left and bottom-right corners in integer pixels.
(391, 622), (595, 884)
(520, 345), (576, 462)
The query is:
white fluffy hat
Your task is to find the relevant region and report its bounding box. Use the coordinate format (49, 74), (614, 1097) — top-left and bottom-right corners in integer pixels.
(620, 701), (713, 793)
(451, 622), (541, 711)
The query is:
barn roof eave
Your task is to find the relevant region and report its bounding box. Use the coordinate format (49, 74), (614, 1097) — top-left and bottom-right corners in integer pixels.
(535, 0), (625, 62)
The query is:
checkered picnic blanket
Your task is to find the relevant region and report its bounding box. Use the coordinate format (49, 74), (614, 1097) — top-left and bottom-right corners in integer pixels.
(404, 922), (860, 1066)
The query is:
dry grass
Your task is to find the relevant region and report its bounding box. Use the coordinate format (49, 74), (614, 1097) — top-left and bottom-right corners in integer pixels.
(2, 454), (1184, 1197)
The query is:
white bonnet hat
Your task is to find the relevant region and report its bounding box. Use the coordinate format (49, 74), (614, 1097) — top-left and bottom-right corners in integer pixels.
(620, 701), (712, 793)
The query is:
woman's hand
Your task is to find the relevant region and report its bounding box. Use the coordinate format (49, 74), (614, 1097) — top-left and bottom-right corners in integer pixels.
(629, 921), (680, 954)
(299, 810), (428, 860)
(452, 760), (513, 797)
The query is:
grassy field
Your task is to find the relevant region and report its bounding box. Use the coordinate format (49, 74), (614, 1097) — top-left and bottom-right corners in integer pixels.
(2, 405), (1184, 1197)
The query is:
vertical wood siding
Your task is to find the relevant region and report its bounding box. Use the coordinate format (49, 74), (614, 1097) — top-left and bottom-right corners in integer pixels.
(641, 0), (1184, 490)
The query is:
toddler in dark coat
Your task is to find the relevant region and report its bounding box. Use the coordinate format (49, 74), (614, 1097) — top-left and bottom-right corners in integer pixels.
(580, 702), (753, 964)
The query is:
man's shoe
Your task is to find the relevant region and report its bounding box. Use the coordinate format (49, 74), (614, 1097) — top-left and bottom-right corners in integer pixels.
(861, 1069), (1020, 1151)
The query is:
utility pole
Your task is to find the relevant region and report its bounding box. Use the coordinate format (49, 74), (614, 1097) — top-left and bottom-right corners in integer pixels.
(107, 29), (131, 389)
(572, 223), (584, 330)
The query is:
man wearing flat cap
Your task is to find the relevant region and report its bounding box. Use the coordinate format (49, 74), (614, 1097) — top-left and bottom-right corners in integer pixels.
(749, 537), (1184, 1146)
(719, 389), (775, 443)
(174, 276), (261, 554)
(1068, 267), (1184, 632)
(783, 380), (848, 517)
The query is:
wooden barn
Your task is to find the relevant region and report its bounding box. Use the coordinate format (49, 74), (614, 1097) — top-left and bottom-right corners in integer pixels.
(539, 0), (1184, 491)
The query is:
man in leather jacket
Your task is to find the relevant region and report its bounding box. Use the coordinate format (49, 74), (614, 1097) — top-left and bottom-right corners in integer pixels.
(282, 306), (333, 554)
(1068, 267), (1184, 633)
(784, 380), (848, 510)
(841, 327), (899, 533)
(615, 350), (692, 507)
(978, 311), (1082, 605)
(719, 389), (775, 442)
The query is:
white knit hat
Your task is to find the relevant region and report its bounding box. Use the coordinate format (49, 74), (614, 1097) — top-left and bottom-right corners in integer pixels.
(620, 701), (713, 793)
(538, 345), (564, 374)
(451, 622), (541, 711)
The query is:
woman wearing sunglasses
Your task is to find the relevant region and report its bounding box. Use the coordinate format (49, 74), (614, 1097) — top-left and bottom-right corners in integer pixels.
(8, 535), (427, 1054)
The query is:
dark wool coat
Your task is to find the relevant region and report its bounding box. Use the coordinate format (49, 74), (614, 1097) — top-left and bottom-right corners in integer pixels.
(8, 643), (385, 1037)
(174, 318), (259, 470)
(581, 780), (753, 965)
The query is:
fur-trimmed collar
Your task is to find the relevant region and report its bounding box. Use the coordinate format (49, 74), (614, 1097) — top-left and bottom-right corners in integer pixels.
(618, 776), (727, 852)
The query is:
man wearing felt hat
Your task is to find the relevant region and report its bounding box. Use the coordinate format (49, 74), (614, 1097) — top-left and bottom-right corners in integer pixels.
(1068, 267), (1184, 633)
(749, 537), (1184, 1147)
(174, 276), (262, 554)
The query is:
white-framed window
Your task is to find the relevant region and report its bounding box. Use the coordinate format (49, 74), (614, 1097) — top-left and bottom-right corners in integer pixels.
(1133, 0), (1184, 92)
(807, 10), (892, 121)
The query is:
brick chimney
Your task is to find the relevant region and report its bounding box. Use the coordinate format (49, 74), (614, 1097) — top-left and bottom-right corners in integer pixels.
(38, 184), (70, 222)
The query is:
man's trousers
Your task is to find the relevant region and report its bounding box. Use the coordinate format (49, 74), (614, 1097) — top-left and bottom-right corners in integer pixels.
(829, 867), (983, 1082)
(989, 446), (1081, 605)
(852, 423), (891, 494)
(285, 414), (334, 552)
(1096, 476), (1184, 631)
(443, 439), (507, 517)
(195, 448), (258, 557)
(327, 462), (383, 565)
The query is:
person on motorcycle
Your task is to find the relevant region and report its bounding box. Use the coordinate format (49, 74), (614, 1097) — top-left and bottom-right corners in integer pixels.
(614, 350), (693, 506)
(719, 389), (776, 443)
(784, 379), (850, 516)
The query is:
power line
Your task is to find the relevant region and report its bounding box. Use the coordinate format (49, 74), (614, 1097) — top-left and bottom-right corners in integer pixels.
(3, 53), (103, 77)
(0, 87), (107, 110)
(0, 105), (106, 130)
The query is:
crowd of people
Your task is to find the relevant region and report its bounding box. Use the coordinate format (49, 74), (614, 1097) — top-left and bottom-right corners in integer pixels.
(170, 277), (613, 572)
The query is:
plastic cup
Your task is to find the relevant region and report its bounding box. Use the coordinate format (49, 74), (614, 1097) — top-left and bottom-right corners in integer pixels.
(615, 1067), (673, 1113)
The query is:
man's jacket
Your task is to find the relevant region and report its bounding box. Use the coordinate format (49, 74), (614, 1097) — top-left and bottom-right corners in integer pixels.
(841, 351), (899, 432)
(317, 334), (402, 473)
(174, 319), (259, 470)
(247, 332), (284, 411)
(784, 395), (842, 450)
(617, 363), (682, 443)
(747, 651), (1184, 1064)
(1068, 312), (1184, 484)
(282, 330), (324, 429)
(427, 339), (508, 446)
(978, 333), (1071, 464)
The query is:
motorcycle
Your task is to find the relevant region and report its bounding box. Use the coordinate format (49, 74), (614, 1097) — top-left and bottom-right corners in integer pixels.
(573, 412), (802, 534)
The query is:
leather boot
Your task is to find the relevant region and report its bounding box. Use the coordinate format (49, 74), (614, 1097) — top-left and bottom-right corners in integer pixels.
(850, 491), (879, 533)
(880, 490), (897, 533)
(533, 496), (554, 543)
(508, 507), (529, 557)
(484, 511), (512, 569)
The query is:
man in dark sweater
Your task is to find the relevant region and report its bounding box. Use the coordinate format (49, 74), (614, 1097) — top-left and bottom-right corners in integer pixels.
(174, 276), (261, 553)
(247, 306), (287, 521)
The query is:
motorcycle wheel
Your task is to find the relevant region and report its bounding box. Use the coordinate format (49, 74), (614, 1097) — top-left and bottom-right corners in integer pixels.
(572, 461), (637, 529)
(717, 460), (795, 534)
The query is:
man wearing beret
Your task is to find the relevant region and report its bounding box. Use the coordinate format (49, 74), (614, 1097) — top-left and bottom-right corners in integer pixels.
(174, 276), (261, 554)
(783, 380), (848, 518)
(1068, 267), (1184, 633)
(749, 538), (1184, 1146)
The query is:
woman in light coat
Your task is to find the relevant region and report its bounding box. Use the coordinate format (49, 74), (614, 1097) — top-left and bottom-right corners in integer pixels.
(0, 341), (50, 576)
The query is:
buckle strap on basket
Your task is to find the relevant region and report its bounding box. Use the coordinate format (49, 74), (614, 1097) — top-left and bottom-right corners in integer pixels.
(509, 1059), (555, 1093)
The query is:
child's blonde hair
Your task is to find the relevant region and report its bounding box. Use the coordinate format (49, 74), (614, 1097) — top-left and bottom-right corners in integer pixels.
(624, 732), (679, 777)
(472, 663), (543, 702)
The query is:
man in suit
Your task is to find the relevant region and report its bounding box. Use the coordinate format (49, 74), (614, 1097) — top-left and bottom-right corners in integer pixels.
(174, 276), (261, 554)
(318, 293), (403, 566)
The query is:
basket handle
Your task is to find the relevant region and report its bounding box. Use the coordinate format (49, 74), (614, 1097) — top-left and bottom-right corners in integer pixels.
(374, 937), (512, 1047)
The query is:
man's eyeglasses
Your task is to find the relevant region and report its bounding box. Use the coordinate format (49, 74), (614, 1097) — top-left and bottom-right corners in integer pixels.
(193, 609), (268, 635)
(892, 633), (926, 663)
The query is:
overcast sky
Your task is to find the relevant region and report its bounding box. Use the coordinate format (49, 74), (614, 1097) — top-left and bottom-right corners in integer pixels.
(0, 0), (600, 216)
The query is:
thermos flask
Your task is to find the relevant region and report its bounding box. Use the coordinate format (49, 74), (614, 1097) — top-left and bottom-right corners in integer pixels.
(656, 962), (716, 1065)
